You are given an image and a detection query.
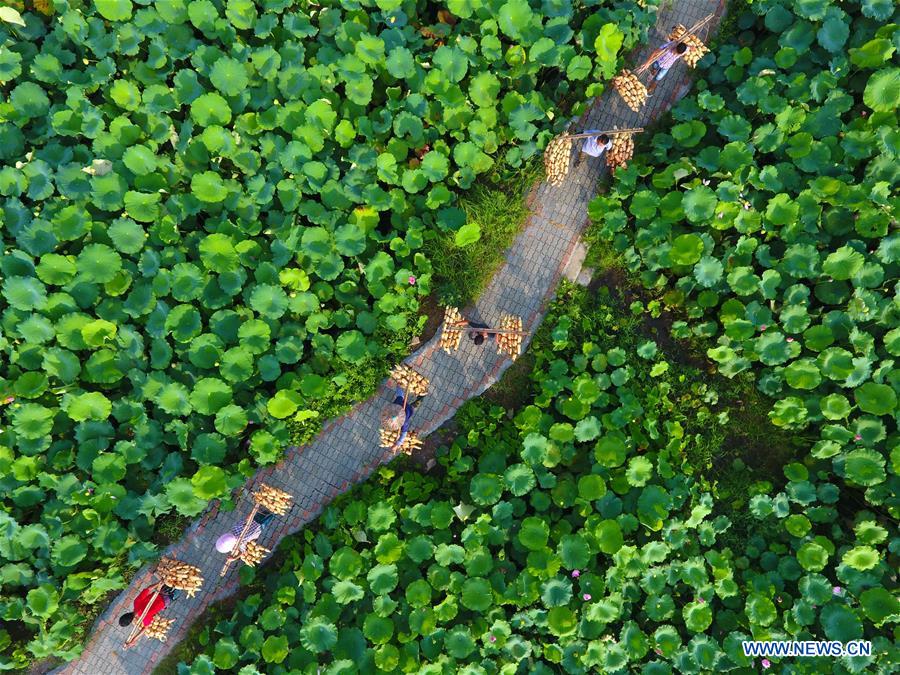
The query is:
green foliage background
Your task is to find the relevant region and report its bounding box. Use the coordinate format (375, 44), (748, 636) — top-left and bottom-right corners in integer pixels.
(0, 0), (654, 665)
(172, 0), (898, 673)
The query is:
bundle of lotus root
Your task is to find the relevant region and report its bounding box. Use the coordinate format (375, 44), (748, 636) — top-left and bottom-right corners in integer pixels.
(390, 364), (430, 396)
(440, 306), (466, 353)
(606, 133), (635, 171)
(252, 483), (293, 516)
(156, 558), (204, 598)
(668, 25), (709, 68)
(144, 616), (176, 642)
(543, 133), (573, 186)
(612, 70), (647, 112)
(395, 432), (424, 455)
(239, 540), (269, 567)
(379, 425), (402, 449)
(495, 314), (523, 359)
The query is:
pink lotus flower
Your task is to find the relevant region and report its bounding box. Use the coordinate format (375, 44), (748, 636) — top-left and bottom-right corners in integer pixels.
(583, 594), (592, 601)
(854, 434), (862, 441)
(489, 635), (496, 643)
(571, 570), (581, 578)
(833, 586), (843, 596)
(786, 337), (794, 343)
(408, 275), (416, 285)
(760, 324), (767, 331)
(762, 659), (771, 669)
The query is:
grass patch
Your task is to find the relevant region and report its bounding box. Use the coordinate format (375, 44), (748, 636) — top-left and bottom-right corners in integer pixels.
(427, 160), (542, 306)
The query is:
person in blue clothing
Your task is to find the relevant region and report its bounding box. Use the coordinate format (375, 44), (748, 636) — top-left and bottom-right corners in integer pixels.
(381, 387), (427, 448)
(575, 131), (612, 166)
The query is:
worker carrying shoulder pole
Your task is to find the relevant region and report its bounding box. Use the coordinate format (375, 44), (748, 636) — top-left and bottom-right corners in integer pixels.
(647, 41), (688, 92)
(216, 508), (276, 556)
(118, 584), (177, 629)
(575, 131), (612, 166)
(381, 387), (427, 449)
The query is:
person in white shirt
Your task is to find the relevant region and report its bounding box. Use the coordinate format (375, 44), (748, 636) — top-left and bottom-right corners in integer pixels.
(576, 131), (612, 166)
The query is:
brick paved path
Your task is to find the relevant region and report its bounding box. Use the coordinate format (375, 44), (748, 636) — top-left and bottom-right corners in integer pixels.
(52, 3), (724, 672)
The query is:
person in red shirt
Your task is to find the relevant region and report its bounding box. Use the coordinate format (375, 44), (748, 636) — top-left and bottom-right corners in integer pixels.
(118, 584), (177, 628)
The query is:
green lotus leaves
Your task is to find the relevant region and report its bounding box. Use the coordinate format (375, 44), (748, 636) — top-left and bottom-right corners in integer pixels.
(518, 516), (550, 551)
(191, 92), (232, 126)
(51, 536), (88, 569)
(191, 171), (228, 203)
(11, 404), (53, 441)
(669, 234), (703, 265)
(784, 359), (821, 389)
(843, 447), (887, 487)
(594, 434), (627, 468)
(859, 588), (899, 625)
(863, 67), (900, 112)
(333, 580), (365, 605)
(823, 245), (866, 280)
(594, 519), (623, 555)
(26, 585), (59, 619)
(166, 478), (208, 516)
(821, 603), (864, 642)
(853, 382), (896, 416)
(682, 186), (718, 224)
(577, 474), (606, 500)
(594, 23), (624, 78)
(797, 541), (829, 571)
(65, 392), (112, 422)
(461, 578), (493, 611)
(545, 606), (577, 637)
(497, 0), (533, 41)
(3, 0), (898, 667)
(214, 404), (248, 435)
(818, 347), (855, 381)
(626, 456), (653, 487)
(470, 473), (503, 505)
(504, 464), (536, 496)
(693, 256), (723, 287)
(81, 320), (117, 348)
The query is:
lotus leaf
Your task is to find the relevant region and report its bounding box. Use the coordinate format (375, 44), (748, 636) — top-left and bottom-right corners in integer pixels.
(854, 382), (896, 416)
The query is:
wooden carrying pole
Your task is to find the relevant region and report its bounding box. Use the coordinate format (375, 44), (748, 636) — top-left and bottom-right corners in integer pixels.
(219, 503), (260, 577)
(444, 326), (528, 336)
(636, 14), (714, 74)
(124, 582), (162, 648)
(558, 128), (643, 140)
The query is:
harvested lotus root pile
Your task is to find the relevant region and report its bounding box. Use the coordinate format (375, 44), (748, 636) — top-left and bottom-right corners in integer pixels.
(612, 70), (647, 112)
(379, 425), (402, 448)
(440, 306), (466, 353)
(239, 541), (269, 567)
(606, 133), (634, 171)
(395, 432), (424, 455)
(156, 558), (204, 598)
(495, 314), (523, 359)
(252, 483), (293, 515)
(390, 364), (429, 396)
(543, 133), (572, 186)
(144, 616), (175, 642)
(668, 25), (709, 68)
